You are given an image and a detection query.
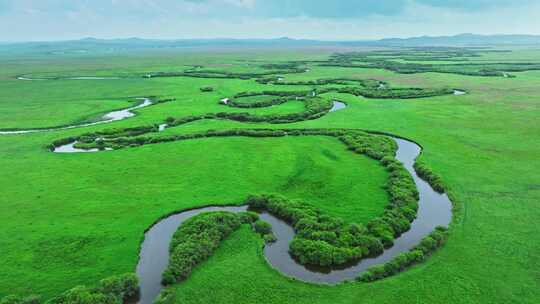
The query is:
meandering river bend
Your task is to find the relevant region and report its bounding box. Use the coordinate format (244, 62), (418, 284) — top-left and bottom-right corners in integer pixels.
(134, 136), (452, 303)
(0, 98), (152, 135)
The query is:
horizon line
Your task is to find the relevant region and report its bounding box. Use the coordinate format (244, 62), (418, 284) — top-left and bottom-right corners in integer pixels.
(2, 33), (540, 44)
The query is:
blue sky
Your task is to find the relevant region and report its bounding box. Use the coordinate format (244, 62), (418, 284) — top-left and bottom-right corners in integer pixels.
(0, 0), (539, 41)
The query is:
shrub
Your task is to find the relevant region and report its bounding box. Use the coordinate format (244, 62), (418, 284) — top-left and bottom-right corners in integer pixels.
(0, 295), (40, 304)
(44, 273), (138, 304)
(225, 94), (290, 109)
(46, 286), (118, 304)
(358, 265), (386, 282)
(237, 211), (259, 224)
(414, 161), (445, 193)
(200, 86), (214, 92)
(337, 86), (454, 99)
(51, 136), (79, 148)
(154, 98), (176, 104)
(253, 220), (272, 235)
(247, 194), (390, 266)
(153, 288), (176, 304)
(263, 233), (277, 243)
(97, 273), (139, 299)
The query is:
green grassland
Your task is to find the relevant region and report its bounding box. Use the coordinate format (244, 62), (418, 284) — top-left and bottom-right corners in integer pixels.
(0, 133), (389, 298)
(0, 47), (539, 303)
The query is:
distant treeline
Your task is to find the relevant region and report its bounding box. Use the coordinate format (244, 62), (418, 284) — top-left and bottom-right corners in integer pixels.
(320, 50), (540, 77)
(144, 64), (307, 80)
(256, 77), (455, 99)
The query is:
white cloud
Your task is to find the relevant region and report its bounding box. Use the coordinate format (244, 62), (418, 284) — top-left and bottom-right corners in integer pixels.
(0, 0), (539, 41)
(223, 0), (256, 8)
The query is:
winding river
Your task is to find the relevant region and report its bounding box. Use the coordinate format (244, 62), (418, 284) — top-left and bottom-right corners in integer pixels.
(40, 87), (452, 302)
(0, 98), (152, 135)
(53, 101), (345, 152)
(4, 64), (467, 304)
(133, 136), (453, 303)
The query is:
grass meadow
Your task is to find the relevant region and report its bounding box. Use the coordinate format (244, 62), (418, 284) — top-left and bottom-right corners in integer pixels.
(0, 47), (539, 303)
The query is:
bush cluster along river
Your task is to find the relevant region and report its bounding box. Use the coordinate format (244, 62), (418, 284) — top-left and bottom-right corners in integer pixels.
(134, 136), (452, 304)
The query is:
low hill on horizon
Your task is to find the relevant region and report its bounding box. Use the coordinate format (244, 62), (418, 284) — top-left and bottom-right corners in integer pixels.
(2, 34), (539, 54)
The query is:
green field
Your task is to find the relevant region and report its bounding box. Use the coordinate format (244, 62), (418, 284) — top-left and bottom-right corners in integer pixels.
(0, 46), (539, 304)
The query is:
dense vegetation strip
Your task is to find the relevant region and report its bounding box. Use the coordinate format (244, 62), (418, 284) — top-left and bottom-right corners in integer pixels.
(52, 128), (358, 151)
(161, 211), (260, 285)
(0, 274), (138, 304)
(144, 66), (306, 80)
(320, 50), (540, 77)
(221, 94), (291, 108)
(156, 211), (268, 303)
(252, 79), (455, 100)
(153, 288), (176, 304)
(245, 156), (418, 268)
(413, 161), (446, 193)
(357, 226), (449, 282)
(256, 77), (382, 87)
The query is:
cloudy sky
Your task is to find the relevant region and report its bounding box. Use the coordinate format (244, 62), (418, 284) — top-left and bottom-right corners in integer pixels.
(1, 0), (539, 41)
